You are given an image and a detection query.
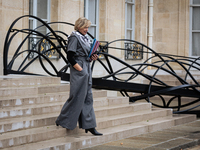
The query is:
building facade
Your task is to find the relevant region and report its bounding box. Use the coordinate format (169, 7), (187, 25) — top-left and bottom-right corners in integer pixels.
(0, 0), (199, 77)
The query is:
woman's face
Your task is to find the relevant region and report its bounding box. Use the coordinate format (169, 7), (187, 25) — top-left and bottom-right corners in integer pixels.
(78, 27), (89, 35)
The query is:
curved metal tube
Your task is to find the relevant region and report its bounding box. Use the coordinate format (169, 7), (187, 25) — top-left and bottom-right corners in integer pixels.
(3, 15), (200, 114)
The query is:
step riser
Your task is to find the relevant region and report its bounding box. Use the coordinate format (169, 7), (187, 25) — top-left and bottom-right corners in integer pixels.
(93, 90), (107, 98)
(150, 108), (172, 118)
(0, 90), (107, 108)
(143, 80), (180, 86)
(0, 87), (38, 98)
(95, 103), (151, 118)
(143, 80), (200, 86)
(38, 85), (70, 94)
(107, 97), (129, 106)
(144, 75), (200, 81)
(93, 97), (129, 108)
(0, 117), (57, 134)
(0, 128), (69, 149)
(38, 84), (107, 94)
(0, 85), (69, 98)
(0, 109), (172, 148)
(0, 105), (62, 119)
(0, 94), (68, 108)
(173, 114), (197, 125)
(0, 76), (61, 88)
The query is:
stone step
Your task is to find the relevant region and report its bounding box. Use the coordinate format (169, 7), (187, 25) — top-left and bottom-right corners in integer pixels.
(0, 112), (58, 134)
(94, 102), (151, 118)
(0, 101), (64, 120)
(38, 84), (70, 94)
(0, 84), (71, 98)
(0, 87), (38, 98)
(92, 89), (108, 98)
(0, 89), (108, 108)
(148, 74), (200, 81)
(93, 97), (129, 108)
(0, 96), (127, 120)
(0, 108), (173, 148)
(142, 74), (200, 86)
(143, 79), (182, 86)
(0, 102), (150, 133)
(143, 79), (200, 86)
(95, 108), (172, 129)
(38, 84), (108, 96)
(0, 92), (67, 108)
(0, 75), (61, 87)
(136, 95), (200, 112)
(2, 114), (196, 150)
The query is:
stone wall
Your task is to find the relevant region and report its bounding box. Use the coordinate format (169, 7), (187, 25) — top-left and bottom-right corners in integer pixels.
(28, 0), (84, 75)
(153, 0), (190, 54)
(0, 0), (29, 75)
(0, 0), (191, 76)
(152, 0), (190, 70)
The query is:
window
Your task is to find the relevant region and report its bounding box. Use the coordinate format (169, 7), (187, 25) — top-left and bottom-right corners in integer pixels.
(125, 0), (135, 40)
(125, 0), (140, 60)
(29, 0), (55, 59)
(29, 0), (51, 34)
(190, 0), (200, 57)
(84, 0), (99, 39)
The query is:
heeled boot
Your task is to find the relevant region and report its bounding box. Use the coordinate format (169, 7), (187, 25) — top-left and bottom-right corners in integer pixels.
(55, 121), (59, 126)
(85, 128), (103, 136)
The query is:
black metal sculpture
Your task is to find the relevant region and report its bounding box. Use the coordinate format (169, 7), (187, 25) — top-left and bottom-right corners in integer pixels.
(3, 15), (200, 114)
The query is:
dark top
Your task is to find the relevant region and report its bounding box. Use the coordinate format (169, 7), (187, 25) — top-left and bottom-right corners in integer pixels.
(67, 32), (91, 66)
(67, 51), (77, 66)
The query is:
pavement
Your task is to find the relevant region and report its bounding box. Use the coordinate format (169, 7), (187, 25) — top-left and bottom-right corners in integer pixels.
(83, 119), (200, 150)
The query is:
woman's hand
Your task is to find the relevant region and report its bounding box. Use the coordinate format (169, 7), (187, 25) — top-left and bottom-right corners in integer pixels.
(91, 54), (98, 61)
(73, 63), (83, 71)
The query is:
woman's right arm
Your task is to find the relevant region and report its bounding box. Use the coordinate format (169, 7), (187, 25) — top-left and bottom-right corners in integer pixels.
(73, 63), (82, 71)
(67, 36), (82, 71)
(67, 51), (82, 71)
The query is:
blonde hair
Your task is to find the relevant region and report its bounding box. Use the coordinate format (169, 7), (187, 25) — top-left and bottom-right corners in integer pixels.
(74, 17), (91, 31)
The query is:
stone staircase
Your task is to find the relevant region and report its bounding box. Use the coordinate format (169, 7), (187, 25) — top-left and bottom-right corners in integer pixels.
(141, 72), (200, 112)
(143, 73), (200, 86)
(0, 75), (196, 150)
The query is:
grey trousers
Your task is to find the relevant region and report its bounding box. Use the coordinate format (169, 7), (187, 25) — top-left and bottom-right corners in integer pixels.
(56, 57), (97, 130)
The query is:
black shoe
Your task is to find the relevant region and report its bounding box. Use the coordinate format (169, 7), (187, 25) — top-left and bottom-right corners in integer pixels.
(55, 121), (59, 126)
(85, 128), (103, 136)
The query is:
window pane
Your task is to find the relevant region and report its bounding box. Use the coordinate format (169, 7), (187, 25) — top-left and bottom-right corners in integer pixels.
(127, 0), (133, 2)
(193, 0), (200, 4)
(37, 0), (47, 19)
(89, 26), (96, 37)
(29, 20), (33, 29)
(88, 0), (96, 24)
(127, 4), (132, 29)
(37, 21), (47, 35)
(192, 33), (200, 56)
(29, 0), (33, 15)
(193, 7), (200, 30)
(127, 30), (132, 39)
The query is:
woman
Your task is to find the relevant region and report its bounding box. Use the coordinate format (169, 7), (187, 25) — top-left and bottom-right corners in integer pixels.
(55, 17), (102, 136)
